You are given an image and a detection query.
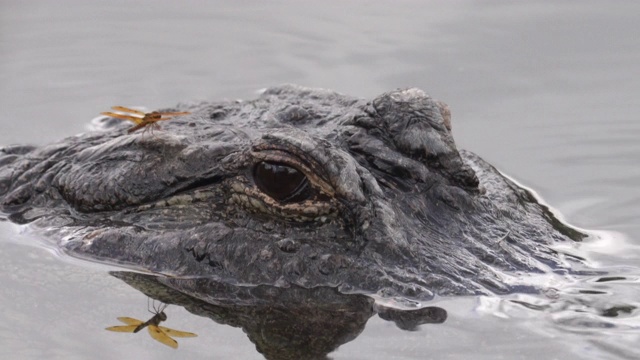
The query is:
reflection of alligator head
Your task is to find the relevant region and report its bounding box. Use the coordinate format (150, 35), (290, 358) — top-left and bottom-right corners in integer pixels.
(112, 272), (446, 359)
(0, 85), (586, 300)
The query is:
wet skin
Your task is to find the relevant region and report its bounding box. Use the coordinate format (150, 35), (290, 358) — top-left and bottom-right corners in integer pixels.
(0, 85), (585, 301)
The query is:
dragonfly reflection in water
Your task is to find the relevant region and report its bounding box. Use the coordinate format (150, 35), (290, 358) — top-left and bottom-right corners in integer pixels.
(100, 106), (190, 134)
(105, 300), (197, 349)
(107, 272), (448, 358)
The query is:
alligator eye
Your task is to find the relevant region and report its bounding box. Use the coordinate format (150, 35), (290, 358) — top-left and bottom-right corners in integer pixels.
(253, 161), (311, 203)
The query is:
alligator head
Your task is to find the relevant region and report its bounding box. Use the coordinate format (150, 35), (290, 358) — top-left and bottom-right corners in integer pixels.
(0, 85), (585, 301)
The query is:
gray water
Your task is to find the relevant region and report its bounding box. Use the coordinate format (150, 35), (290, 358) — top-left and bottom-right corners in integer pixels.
(1, 1), (639, 359)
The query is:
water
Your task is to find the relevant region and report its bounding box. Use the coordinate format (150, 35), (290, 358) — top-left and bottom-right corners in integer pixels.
(1, 1), (639, 358)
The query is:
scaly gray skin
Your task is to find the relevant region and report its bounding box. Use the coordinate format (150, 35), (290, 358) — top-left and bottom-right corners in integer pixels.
(0, 85), (585, 300)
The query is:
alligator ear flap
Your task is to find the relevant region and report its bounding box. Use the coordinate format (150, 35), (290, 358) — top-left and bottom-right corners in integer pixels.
(367, 88), (478, 189)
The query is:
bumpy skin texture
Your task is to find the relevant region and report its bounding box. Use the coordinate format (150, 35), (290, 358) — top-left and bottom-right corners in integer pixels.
(0, 85), (584, 300)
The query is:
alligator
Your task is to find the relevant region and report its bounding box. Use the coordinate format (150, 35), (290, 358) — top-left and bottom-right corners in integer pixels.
(0, 85), (586, 301)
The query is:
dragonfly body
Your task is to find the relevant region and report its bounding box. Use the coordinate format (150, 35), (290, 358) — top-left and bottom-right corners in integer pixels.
(133, 311), (167, 333)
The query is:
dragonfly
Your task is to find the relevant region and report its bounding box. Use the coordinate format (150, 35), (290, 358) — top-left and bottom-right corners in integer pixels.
(101, 106), (190, 133)
(105, 302), (197, 349)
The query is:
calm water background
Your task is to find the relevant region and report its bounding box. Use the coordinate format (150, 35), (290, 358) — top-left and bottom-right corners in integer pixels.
(1, 1), (639, 359)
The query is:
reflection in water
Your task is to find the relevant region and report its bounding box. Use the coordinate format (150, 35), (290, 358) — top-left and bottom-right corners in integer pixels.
(376, 305), (447, 331)
(110, 271), (446, 359)
(480, 272), (640, 331)
(105, 300), (197, 349)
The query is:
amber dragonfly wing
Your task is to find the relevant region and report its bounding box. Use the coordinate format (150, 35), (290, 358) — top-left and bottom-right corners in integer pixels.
(105, 317), (144, 333)
(110, 106), (146, 116)
(100, 112), (145, 124)
(158, 326), (198, 338)
(148, 325), (178, 349)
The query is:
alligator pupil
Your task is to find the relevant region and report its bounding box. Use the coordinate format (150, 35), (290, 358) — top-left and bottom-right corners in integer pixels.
(253, 161), (311, 203)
